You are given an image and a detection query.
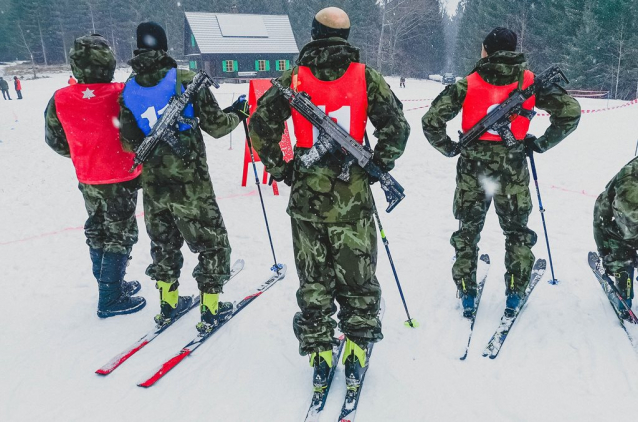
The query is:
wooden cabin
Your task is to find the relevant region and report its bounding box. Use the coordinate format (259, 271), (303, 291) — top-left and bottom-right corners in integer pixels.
(184, 12), (299, 80)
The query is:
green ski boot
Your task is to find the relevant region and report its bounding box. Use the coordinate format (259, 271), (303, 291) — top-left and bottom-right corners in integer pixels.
(154, 281), (193, 325)
(342, 338), (368, 391)
(310, 350), (334, 392)
(196, 293), (233, 333)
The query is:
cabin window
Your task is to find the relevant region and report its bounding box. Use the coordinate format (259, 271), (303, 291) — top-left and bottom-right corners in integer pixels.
(190, 34), (196, 47)
(223, 60), (237, 73)
(276, 60), (290, 71)
(255, 60), (270, 72)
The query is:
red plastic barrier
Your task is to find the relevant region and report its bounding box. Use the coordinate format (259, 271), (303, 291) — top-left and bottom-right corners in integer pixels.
(243, 79), (294, 195)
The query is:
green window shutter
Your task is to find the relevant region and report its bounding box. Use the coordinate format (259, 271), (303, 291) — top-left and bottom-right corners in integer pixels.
(189, 61), (197, 70)
(222, 60), (228, 73)
(233, 61), (238, 72)
(285, 60), (290, 70)
(275, 61), (280, 71)
(255, 60), (260, 71)
(190, 34), (196, 47)
(265, 60), (270, 71)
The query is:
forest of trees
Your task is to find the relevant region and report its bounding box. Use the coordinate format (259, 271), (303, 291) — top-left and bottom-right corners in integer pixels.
(0, 0), (445, 79)
(453, 0), (638, 99)
(0, 0), (636, 99)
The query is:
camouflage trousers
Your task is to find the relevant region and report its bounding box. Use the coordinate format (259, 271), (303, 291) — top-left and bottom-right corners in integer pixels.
(291, 216), (383, 356)
(451, 181), (537, 296)
(78, 178), (140, 255)
(593, 192), (637, 274)
(142, 176), (231, 294)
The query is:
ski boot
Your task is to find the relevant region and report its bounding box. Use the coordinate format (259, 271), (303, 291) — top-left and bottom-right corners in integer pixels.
(505, 292), (522, 318)
(460, 292), (476, 319)
(154, 281), (193, 325)
(97, 252), (146, 318)
(613, 267), (634, 319)
(343, 338), (369, 392)
(196, 293), (233, 334)
(310, 350), (334, 393)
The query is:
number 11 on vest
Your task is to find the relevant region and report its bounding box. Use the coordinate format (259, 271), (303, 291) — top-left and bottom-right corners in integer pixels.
(271, 78), (405, 212)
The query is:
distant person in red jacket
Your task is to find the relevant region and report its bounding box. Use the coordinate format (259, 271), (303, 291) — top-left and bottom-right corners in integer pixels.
(13, 76), (22, 99)
(68, 75), (77, 85)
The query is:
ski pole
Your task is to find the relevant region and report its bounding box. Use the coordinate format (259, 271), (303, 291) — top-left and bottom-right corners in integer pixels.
(528, 151), (558, 284)
(242, 120), (282, 273)
(364, 133), (418, 328)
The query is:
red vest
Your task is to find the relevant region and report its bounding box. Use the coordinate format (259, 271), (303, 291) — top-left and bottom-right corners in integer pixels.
(462, 70), (536, 142)
(291, 63), (368, 148)
(54, 83), (142, 185)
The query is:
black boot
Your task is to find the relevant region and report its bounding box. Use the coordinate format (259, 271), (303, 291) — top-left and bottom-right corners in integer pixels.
(97, 252), (146, 318)
(90, 248), (140, 296)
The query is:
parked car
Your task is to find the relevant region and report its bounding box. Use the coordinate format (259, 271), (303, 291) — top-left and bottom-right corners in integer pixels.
(442, 73), (455, 85)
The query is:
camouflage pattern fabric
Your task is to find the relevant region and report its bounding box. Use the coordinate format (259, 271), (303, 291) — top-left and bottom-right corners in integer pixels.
(249, 37), (407, 355)
(249, 37), (410, 223)
(422, 51), (581, 295)
(78, 178), (140, 255)
(69, 34), (116, 84)
(291, 217), (382, 355)
(142, 169), (231, 293)
(119, 49), (239, 293)
(594, 157), (638, 275)
(451, 143), (537, 295)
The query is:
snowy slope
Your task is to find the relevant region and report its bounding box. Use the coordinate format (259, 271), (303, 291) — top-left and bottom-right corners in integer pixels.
(1, 70), (638, 422)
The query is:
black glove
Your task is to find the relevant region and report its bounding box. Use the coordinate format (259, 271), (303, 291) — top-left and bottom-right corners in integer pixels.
(271, 162), (293, 186)
(524, 134), (542, 155)
(446, 142), (461, 157)
(223, 94), (249, 121)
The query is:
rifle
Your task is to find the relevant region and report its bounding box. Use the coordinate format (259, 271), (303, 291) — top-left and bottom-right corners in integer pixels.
(270, 78), (405, 213)
(454, 65), (569, 154)
(129, 70), (220, 172)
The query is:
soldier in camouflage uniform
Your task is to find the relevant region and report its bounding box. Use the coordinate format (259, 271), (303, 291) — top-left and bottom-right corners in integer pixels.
(594, 157), (638, 317)
(422, 27), (580, 317)
(249, 7), (409, 390)
(119, 22), (247, 330)
(45, 34), (146, 318)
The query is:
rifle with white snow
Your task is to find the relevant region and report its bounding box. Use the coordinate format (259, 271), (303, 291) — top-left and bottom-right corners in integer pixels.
(271, 78), (405, 213)
(129, 70), (219, 172)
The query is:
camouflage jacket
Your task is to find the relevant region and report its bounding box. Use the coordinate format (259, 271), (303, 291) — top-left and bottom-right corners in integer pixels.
(594, 157), (638, 248)
(45, 97), (72, 158)
(119, 50), (239, 187)
(422, 52), (581, 157)
(249, 38), (410, 222)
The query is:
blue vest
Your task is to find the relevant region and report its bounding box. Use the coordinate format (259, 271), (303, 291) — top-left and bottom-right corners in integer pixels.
(122, 68), (195, 135)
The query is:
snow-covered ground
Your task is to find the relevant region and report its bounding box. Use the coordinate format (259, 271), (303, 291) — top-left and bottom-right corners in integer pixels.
(1, 70), (638, 422)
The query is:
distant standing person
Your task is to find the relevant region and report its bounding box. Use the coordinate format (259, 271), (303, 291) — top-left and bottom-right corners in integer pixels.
(14, 76), (22, 99)
(400, 76), (406, 88)
(0, 77), (11, 100)
(68, 75), (78, 85)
